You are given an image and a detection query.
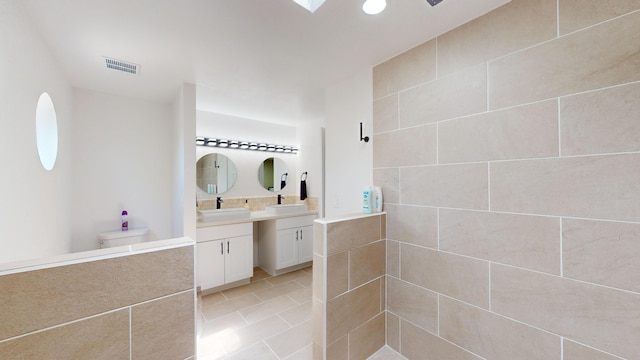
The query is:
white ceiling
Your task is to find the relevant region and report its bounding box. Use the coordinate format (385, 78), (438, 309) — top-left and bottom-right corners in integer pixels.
(22, 0), (509, 125)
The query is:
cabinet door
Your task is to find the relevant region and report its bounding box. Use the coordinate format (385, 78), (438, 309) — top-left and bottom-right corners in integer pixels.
(196, 240), (225, 290)
(298, 225), (313, 263)
(276, 228), (299, 269)
(225, 234), (254, 283)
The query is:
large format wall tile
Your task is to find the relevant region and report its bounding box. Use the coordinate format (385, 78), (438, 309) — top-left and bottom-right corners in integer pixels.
(399, 64), (487, 127)
(491, 265), (640, 359)
(401, 163), (488, 210)
(563, 218), (640, 293)
(326, 215), (381, 255)
(387, 276), (438, 333)
(386, 311), (400, 352)
(0, 310), (129, 360)
(349, 313), (385, 360)
(373, 125), (437, 168)
(373, 94), (398, 134)
(489, 10), (640, 110)
(563, 339), (621, 360)
(350, 241), (385, 289)
(440, 209), (560, 274)
(490, 153), (640, 221)
(560, 82), (640, 156)
(0, 246), (193, 340)
(559, 0), (640, 35)
(373, 40), (437, 99)
(440, 296), (561, 360)
(385, 204), (437, 248)
(386, 240), (400, 278)
(327, 251), (348, 300)
(438, 0), (557, 76)
(132, 291), (195, 360)
(326, 278), (382, 344)
(400, 320), (482, 360)
(438, 100), (558, 163)
(401, 244), (489, 308)
(373, 168), (399, 204)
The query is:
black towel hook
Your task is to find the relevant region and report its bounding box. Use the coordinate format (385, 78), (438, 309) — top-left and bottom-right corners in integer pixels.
(281, 173), (288, 181)
(300, 171), (308, 181)
(360, 122), (370, 143)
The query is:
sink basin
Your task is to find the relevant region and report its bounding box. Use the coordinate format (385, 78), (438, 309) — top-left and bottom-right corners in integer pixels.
(198, 208), (251, 222)
(265, 204), (308, 215)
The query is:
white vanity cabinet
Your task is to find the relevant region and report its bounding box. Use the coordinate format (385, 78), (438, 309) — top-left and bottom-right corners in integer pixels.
(196, 223), (253, 291)
(258, 215), (315, 276)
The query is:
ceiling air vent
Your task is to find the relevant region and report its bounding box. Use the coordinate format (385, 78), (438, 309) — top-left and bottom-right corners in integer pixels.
(104, 57), (139, 75)
(426, 0), (443, 6)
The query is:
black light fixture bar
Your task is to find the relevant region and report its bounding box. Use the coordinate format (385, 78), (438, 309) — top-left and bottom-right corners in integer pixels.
(196, 136), (298, 154)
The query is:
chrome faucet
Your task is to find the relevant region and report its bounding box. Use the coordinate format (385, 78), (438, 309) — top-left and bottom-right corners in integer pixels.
(277, 194), (284, 205)
(216, 197), (224, 209)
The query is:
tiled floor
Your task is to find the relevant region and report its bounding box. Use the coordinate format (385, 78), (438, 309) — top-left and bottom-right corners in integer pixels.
(197, 266), (407, 360)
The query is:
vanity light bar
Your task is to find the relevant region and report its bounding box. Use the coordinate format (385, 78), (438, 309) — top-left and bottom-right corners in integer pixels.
(196, 137), (298, 154)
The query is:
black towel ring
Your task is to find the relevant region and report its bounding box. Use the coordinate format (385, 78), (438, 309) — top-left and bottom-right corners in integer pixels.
(300, 172), (308, 181)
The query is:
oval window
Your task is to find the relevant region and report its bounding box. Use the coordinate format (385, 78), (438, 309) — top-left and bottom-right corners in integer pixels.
(35, 92), (58, 171)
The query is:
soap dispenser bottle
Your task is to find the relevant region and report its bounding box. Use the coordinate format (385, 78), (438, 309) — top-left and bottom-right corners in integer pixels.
(121, 210), (128, 231)
(363, 186), (373, 214)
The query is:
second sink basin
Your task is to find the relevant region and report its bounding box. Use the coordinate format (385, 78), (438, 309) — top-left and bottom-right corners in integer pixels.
(265, 204), (308, 215)
(198, 208), (251, 222)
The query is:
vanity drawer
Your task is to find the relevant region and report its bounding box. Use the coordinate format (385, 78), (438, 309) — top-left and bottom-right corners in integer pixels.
(275, 215), (317, 230)
(196, 223), (252, 242)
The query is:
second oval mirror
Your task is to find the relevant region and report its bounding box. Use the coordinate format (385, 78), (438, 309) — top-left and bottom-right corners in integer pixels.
(197, 153), (238, 194)
(258, 157), (289, 192)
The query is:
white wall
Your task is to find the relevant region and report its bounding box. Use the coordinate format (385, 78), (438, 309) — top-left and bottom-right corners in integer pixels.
(70, 89), (174, 252)
(325, 69), (373, 217)
(174, 83), (197, 241)
(296, 122), (325, 216)
(0, 0), (73, 263)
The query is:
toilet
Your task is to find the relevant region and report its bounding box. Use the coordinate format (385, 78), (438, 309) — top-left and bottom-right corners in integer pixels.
(98, 227), (149, 248)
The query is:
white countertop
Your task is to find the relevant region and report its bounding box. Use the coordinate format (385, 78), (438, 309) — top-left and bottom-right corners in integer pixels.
(196, 209), (319, 228)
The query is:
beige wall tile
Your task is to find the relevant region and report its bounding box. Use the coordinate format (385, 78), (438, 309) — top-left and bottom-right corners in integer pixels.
(490, 154), (640, 221)
(386, 311), (400, 352)
(438, 0), (557, 76)
(563, 339), (621, 360)
(373, 124), (437, 168)
(327, 251), (348, 300)
(312, 298), (323, 347)
(563, 218), (640, 293)
(386, 204), (437, 248)
(313, 253), (324, 300)
(326, 278), (382, 344)
(491, 265), (640, 359)
(489, 10), (640, 110)
(0, 246), (193, 340)
(0, 310), (129, 360)
(400, 320), (482, 360)
(349, 313), (385, 360)
(560, 82), (640, 156)
(373, 40), (437, 99)
(386, 240), (400, 279)
(373, 94), (399, 134)
(327, 215), (382, 255)
(132, 291), (195, 360)
(439, 100), (558, 163)
(440, 296), (561, 360)
(373, 168), (399, 204)
(313, 222), (325, 255)
(326, 335), (348, 360)
(350, 241), (386, 289)
(401, 244), (490, 308)
(400, 163), (488, 210)
(440, 209), (561, 274)
(400, 64), (487, 127)
(387, 277), (438, 333)
(559, 0), (640, 35)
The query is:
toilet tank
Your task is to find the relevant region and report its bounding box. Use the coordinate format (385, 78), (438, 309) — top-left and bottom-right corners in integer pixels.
(98, 227), (149, 249)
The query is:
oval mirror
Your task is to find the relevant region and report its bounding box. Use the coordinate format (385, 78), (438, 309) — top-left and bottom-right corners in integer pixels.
(258, 157), (289, 192)
(196, 153), (238, 194)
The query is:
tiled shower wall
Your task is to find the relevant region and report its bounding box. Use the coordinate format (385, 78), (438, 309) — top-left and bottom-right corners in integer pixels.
(313, 214), (386, 360)
(0, 242), (195, 360)
(373, 1), (640, 359)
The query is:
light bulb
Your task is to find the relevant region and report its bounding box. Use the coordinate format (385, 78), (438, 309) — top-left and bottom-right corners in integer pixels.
(362, 0), (386, 15)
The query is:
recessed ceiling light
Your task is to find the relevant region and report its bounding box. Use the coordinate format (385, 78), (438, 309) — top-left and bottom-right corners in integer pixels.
(362, 0), (386, 15)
